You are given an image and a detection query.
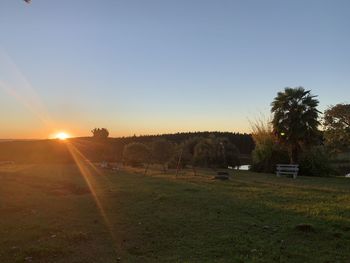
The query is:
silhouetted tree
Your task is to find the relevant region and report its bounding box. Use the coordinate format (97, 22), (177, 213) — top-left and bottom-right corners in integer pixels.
(221, 138), (241, 168)
(175, 138), (200, 166)
(123, 142), (151, 167)
(115, 132), (254, 155)
(151, 139), (174, 173)
(324, 104), (350, 153)
(91, 128), (109, 139)
(170, 137), (202, 176)
(271, 87), (320, 163)
(193, 138), (215, 167)
(193, 137), (240, 168)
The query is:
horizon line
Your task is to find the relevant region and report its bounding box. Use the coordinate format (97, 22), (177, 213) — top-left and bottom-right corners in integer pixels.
(0, 130), (253, 141)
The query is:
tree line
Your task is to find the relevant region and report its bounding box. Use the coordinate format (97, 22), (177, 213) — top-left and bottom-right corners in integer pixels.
(0, 131), (254, 165)
(123, 136), (242, 174)
(85, 130), (254, 163)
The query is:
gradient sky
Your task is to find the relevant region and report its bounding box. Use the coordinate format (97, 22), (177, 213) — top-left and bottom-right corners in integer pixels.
(0, 0), (349, 139)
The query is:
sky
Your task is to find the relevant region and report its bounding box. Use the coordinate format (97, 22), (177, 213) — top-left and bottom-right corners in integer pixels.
(0, 0), (349, 139)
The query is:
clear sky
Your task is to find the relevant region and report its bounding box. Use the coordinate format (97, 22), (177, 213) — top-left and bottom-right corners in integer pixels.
(0, 0), (349, 139)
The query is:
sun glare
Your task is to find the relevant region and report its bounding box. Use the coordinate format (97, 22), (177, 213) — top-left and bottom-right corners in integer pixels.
(55, 132), (70, 140)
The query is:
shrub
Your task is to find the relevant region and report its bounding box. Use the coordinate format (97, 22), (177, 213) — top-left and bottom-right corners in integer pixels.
(250, 141), (289, 173)
(299, 146), (333, 177)
(250, 117), (289, 173)
(329, 152), (350, 176)
(334, 164), (350, 176)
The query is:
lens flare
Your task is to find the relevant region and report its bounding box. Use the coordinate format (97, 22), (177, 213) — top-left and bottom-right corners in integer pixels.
(65, 141), (118, 251)
(55, 132), (70, 140)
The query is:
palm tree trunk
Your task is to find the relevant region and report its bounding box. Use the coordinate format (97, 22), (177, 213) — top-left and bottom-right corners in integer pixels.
(289, 145), (299, 164)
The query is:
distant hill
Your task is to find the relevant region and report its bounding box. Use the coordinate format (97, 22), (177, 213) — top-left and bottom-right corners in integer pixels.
(0, 139), (41, 142)
(0, 139), (74, 163)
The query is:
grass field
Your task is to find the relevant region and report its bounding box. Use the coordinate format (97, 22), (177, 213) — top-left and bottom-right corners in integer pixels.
(1, 163), (350, 263)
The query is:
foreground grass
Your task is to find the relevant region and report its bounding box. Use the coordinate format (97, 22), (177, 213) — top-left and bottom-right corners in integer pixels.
(1, 164), (350, 262)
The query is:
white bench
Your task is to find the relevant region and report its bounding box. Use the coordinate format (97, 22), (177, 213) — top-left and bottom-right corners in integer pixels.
(276, 164), (299, 179)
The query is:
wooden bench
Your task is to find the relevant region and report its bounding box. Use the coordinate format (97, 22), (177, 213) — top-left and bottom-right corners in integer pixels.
(276, 164), (299, 179)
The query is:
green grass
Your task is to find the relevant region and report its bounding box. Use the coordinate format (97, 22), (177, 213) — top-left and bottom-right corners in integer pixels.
(1, 164), (350, 262)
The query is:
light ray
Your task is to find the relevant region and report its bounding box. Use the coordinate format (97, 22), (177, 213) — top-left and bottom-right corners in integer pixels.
(66, 141), (119, 251)
(0, 49), (119, 251)
(69, 138), (115, 181)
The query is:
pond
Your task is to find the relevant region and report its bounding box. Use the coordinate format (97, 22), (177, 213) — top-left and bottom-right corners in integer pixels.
(228, 165), (250, 170)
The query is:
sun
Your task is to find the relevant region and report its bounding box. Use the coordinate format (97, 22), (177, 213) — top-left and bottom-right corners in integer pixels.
(55, 132), (70, 140)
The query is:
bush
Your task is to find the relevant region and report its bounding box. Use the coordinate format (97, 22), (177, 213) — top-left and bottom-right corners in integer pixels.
(250, 117), (289, 173)
(250, 142), (289, 173)
(334, 164), (350, 176)
(299, 146), (333, 177)
(329, 152), (350, 176)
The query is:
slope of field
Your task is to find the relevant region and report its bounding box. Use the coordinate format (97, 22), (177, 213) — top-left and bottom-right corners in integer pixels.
(1, 164), (350, 262)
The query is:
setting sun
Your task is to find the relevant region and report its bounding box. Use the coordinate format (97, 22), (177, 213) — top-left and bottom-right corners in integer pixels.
(55, 132), (70, 140)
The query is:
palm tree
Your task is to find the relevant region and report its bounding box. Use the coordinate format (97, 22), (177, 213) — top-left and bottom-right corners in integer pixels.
(271, 87), (320, 163)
